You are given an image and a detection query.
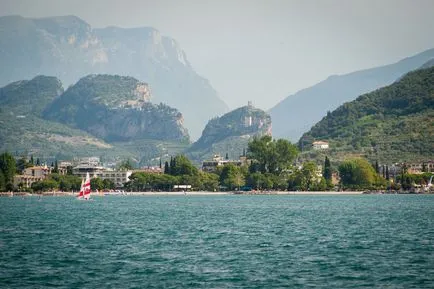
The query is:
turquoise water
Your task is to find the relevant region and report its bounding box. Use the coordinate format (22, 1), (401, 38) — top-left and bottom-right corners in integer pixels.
(0, 195), (433, 288)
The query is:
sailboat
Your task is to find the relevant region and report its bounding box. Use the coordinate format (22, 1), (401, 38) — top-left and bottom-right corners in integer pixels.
(76, 172), (91, 200)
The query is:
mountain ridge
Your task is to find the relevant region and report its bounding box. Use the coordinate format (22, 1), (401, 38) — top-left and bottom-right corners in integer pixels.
(270, 48), (434, 141)
(299, 65), (434, 163)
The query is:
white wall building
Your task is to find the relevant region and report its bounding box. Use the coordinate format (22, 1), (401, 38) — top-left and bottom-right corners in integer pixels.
(312, 141), (329, 150)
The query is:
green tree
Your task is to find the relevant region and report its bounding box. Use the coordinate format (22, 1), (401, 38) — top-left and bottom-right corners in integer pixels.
(118, 159), (135, 170)
(220, 163), (245, 190)
(0, 152), (17, 190)
(169, 155), (198, 176)
(289, 162), (319, 191)
(164, 161), (170, 174)
(16, 157), (30, 173)
(199, 172), (219, 191)
(0, 171), (5, 191)
(322, 156), (333, 183)
(102, 179), (115, 190)
(90, 177), (104, 191)
(31, 179), (58, 192)
(422, 162), (427, 173)
(248, 135), (298, 174)
(338, 158), (380, 189)
(66, 165), (73, 175)
(52, 160), (59, 173)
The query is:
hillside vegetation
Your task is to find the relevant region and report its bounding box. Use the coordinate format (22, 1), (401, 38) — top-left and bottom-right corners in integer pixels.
(188, 105), (272, 162)
(300, 66), (434, 163)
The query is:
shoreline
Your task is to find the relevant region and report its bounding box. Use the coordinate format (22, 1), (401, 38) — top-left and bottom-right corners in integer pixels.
(2, 191), (431, 197)
(0, 191), (371, 197)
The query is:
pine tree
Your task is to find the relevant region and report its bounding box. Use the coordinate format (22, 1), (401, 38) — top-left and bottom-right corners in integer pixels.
(225, 153), (229, 160)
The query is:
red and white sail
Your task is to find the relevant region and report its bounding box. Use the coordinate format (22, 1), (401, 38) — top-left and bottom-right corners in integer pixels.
(83, 172), (91, 200)
(77, 178), (85, 199)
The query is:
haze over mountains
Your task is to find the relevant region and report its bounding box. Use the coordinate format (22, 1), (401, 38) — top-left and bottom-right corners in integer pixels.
(0, 12), (433, 165)
(0, 15), (228, 139)
(270, 48), (434, 142)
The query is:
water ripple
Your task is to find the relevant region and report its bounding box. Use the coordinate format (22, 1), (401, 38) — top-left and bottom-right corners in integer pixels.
(0, 195), (433, 288)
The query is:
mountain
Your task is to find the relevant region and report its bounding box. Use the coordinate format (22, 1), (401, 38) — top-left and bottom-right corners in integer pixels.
(299, 66), (434, 163)
(270, 48), (434, 141)
(0, 75), (189, 164)
(0, 76), (132, 160)
(187, 104), (272, 162)
(0, 15), (228, 139)
(44, 74), (189, 142)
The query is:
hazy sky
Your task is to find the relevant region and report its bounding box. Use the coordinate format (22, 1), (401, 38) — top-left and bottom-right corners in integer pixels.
(1, 0), (434, 110)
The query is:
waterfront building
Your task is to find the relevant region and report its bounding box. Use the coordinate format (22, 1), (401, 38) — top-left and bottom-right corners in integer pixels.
(202, 154), (249, 173)
(72, 164), (132, 188)
(13, 166), (50, 189)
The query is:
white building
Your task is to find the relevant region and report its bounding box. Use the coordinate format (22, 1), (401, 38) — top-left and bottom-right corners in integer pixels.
(72, 164), (132, 188)
(312, 141), (329, 150)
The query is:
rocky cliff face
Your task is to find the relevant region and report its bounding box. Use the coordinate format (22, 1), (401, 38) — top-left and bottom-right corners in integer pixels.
(0, 15), (228, 139)
(44, 75), (189, 142)
(188, 104), (271, 161)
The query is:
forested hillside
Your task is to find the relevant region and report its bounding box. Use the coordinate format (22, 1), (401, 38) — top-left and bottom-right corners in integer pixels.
(299, 66), (434, 163)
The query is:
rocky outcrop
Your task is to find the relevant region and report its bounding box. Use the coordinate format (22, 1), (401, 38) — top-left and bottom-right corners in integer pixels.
(188, 104), (271, 160)
(43, 75), (189, 142)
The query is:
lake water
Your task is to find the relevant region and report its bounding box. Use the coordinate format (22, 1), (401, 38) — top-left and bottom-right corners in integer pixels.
(1, 195), (433, 288)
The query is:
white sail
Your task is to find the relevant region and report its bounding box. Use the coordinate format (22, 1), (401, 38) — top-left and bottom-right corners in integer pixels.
(83, 172), (91, 200)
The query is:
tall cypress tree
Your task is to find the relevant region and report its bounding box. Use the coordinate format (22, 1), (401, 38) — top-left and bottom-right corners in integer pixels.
(169, 156), (174, 175)
(385, 165), (390, 180)
(53, 160), (58, 173)
(0, 152), (17, 190)
(375, 160), (379, 174)
(164, 161), (169, 174)
(323, 156), (332, 181)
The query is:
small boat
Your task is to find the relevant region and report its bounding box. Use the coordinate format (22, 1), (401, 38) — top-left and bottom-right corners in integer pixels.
(77, 173), (91, 200)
